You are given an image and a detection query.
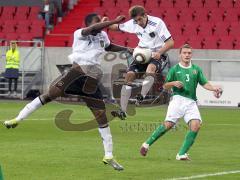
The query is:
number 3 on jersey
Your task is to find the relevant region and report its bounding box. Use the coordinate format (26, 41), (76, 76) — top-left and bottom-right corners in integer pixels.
(185, 74), (190, 82)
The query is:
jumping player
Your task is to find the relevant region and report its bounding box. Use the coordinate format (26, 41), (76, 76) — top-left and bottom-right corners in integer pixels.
(3, 13), (129, 171)
(109, 5), (174, 120)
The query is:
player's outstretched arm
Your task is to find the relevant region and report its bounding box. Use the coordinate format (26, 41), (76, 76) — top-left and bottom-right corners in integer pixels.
(82, 16), (125, 36)
(203, 82), (222, 93)
(105, 43), (133, 52)
(152, 38), (174, 60)
(101, 16), (121, 31)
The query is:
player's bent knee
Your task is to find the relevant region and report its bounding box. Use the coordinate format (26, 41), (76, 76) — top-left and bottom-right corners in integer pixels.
(48, 85), (63, 100)
(164, 121), (175, 130)
(189, 119), (201, 131)
(39, 94), (52, 105)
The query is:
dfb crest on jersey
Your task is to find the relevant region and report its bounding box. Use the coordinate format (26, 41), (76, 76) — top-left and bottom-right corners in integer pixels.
(149, 32), (155, 38)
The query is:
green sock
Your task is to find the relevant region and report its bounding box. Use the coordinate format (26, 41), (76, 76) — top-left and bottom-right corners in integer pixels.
(146, 124), (167, 146)
(178, 130), (198, 155)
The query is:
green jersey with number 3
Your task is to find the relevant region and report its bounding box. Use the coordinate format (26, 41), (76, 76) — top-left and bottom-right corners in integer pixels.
(165, 63), (208, 101)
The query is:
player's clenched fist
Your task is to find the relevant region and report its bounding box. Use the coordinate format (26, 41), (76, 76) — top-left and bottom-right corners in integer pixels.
(101, 16), (109, 22)
(114, 15), (126, 23)
(173, 81), (183, 88)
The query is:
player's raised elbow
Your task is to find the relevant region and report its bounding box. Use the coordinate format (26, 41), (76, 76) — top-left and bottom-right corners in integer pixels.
(163, 83), (171, 90)
(166, 37), (174, 49)
(108, 24), (120, 31)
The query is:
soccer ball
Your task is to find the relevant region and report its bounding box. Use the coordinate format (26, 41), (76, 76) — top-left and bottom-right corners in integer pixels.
(133, 47), (152, 64)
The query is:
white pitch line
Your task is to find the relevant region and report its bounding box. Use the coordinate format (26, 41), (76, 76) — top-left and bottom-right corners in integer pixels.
(165, 170), (240, 180)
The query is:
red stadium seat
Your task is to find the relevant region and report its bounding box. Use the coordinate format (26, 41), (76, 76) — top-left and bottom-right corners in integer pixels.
(192, 8), (209, 22)
(28, 6), (41, 20)
(178, 9), (195, 22)
(94, 7), (108, 16)
(189, 0), (204, 8)
(198, 22), (214, 36)
(168, 23), (184, 36)
(159, 0), (174, 8)
(2, 21), (16, 33)
(223, 8), (240, 22)
(145, 1), (159, 9)
(212, 22), (230, 36)
(45, 36), (71, 47)
(235, 0), (240, 7)
(162, 8), (178, 22)
(173, 36), (188, 48)
(204, 0), (219, 8)
(173, 0), (189, 8)
(16, 25), (30, 34)
(234, 38), (240, 49)
(0, 7), (3, 16)
(207, 8), (225, 22)
(187, 36), (203, 49)
(150, 8), (164, 18)
(5, 33), (18, 41)
(130, 0), (145, 7)
(14, 6), (30, 20)
(202, 36), (220, 49)
(104, 9), (121, 18)
(218, 36), (236, 49)
(18, 33), (34, 46)
(117, 1), (131, 8)
(0, 32), (5, 39)
(31, 20), (45, 28)
(219, 0), (236, 8)
(0, 6), (16, 20)
(228, 22), (240, 37)
(30, 24), (45, 38)
(182, 22), (200, 36)
(101, 0), (116, 8)
(126, 34), (138, 47)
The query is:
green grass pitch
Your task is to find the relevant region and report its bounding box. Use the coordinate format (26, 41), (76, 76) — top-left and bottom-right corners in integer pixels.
(0, 100), (240, 180)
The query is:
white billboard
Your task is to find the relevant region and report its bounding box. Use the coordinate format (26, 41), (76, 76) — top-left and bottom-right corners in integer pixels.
(197, 81), (240, 107)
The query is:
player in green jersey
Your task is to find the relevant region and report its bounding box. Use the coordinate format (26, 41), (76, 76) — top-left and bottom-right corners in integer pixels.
(140, 44), (222, 160)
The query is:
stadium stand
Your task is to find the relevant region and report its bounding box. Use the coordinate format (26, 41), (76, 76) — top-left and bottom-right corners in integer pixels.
(0, 0), (239, 49)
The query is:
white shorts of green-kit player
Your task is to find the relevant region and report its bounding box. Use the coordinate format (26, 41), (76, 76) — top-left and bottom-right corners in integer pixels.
(165, 95), (202, 124)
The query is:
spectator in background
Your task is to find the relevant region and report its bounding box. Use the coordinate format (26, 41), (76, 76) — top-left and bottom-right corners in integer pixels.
(5, 42), (20, 97)
(50, 0), (63, 22)
(40, 0), (54, 30)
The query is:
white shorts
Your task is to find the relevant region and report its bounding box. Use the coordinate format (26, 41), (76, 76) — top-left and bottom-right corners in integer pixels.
(165, 95), (202, 124)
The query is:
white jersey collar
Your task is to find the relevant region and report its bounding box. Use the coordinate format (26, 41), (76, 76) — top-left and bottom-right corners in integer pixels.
(179, 62), (192, 69)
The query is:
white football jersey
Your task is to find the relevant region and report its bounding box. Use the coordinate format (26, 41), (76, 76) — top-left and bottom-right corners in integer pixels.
(68, 29), (110, 65)
(119, 15), (171, 51)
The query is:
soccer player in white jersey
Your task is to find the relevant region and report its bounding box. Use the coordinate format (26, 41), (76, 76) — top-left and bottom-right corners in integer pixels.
(3, 13), (130, 170)
(140, 44), (222, 160)
(109, 5), (174, 120)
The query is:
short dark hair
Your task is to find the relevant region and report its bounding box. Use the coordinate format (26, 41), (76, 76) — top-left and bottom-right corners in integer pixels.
(179, 44), (192, 53)
(129, 5), (146, 18)
(84, 13), (98, 26)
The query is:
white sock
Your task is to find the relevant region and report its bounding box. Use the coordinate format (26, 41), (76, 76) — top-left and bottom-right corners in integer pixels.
(98, 126), (113, 159)
(141, 76), (154, 98)
(15, 97), (43, 122)
(120, 85), (132, 112)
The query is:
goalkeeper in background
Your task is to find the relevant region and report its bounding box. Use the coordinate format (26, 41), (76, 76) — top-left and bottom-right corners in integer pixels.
(140, 44), (222, 160)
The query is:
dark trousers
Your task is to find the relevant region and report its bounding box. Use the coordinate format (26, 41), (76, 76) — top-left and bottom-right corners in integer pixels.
(8, 78), (18, 92)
